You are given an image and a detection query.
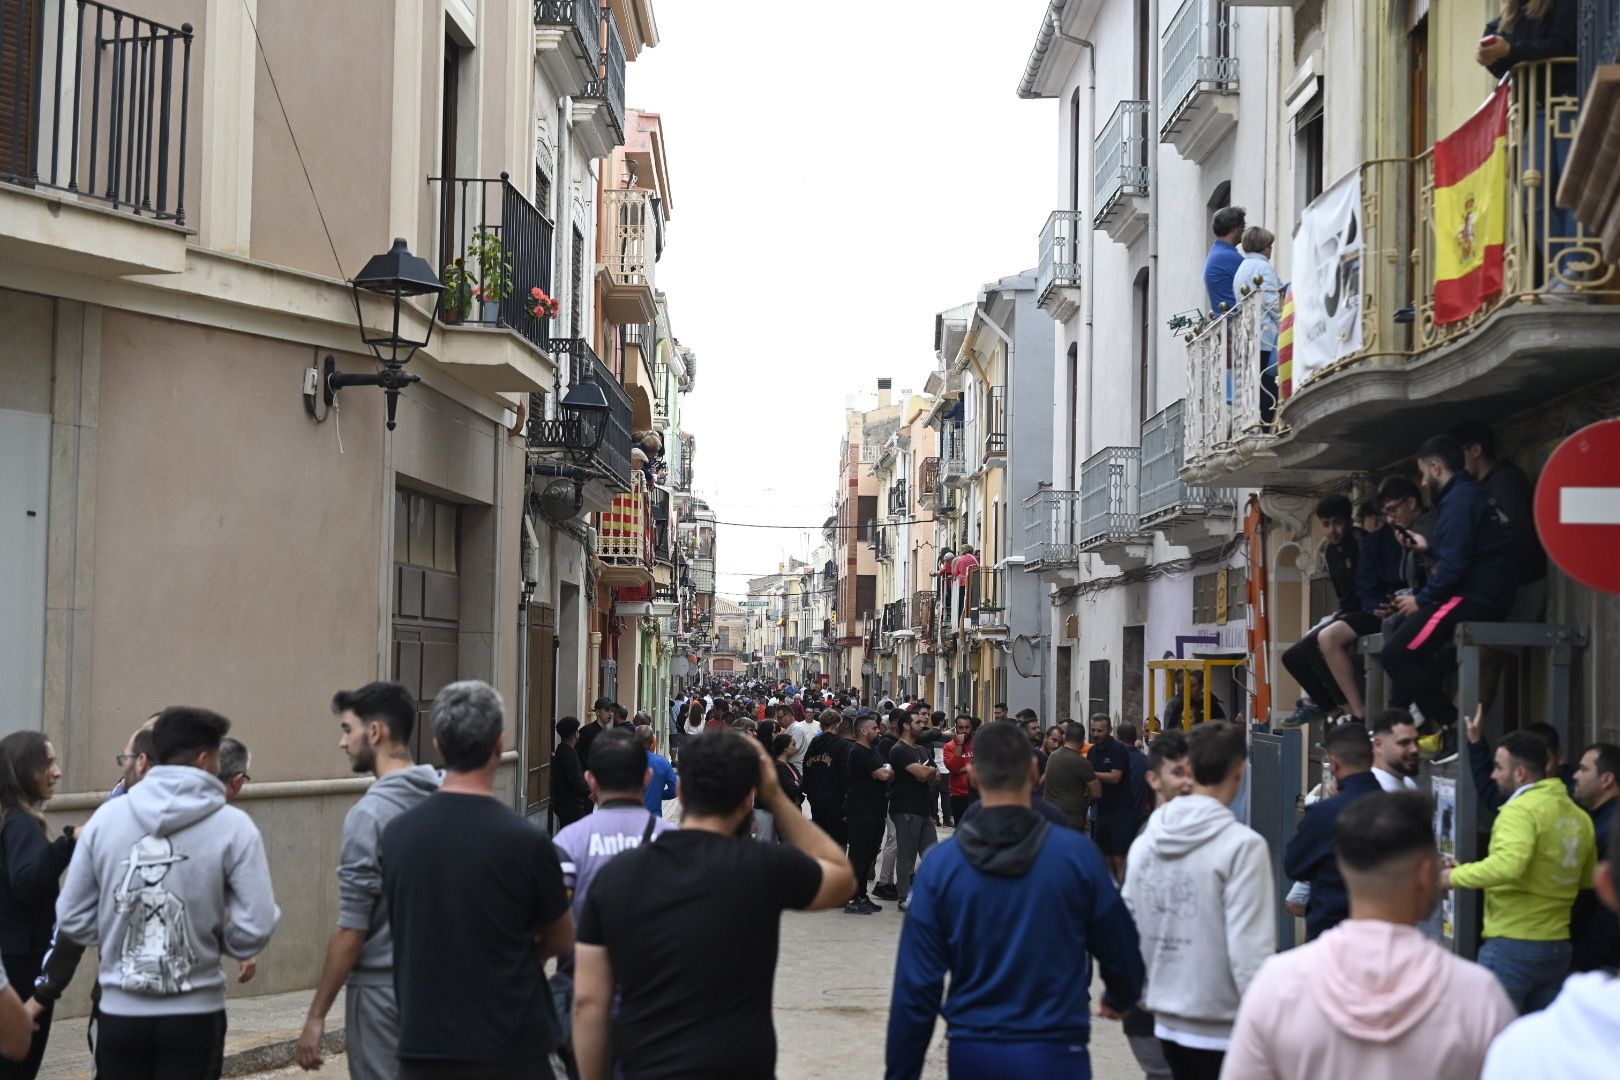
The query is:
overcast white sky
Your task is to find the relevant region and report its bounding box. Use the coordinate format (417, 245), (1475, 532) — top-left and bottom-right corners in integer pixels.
(632, 1), (1056, 600)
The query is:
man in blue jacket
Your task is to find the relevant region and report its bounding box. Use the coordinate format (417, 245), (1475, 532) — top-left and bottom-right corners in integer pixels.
(885, 722), (1143, 1080)
(1381, 436), (1517, 764)
(1283, 723), (1383, 940)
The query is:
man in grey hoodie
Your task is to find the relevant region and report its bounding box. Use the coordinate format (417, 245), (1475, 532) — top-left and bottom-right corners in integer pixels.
(55, 706), (281, 1079)
(296, 682), (441, 1077)
(1122, 721), (1274, 1080)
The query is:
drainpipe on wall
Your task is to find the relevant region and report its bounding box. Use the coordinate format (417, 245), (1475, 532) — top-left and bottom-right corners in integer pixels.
(1052, 15), (1095, 718)
(1146, 0), (1160, 430)
(1052, 12), (1095, 485)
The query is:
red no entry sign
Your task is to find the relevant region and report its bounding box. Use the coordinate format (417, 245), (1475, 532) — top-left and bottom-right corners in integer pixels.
(1534, 418), (1620, 595)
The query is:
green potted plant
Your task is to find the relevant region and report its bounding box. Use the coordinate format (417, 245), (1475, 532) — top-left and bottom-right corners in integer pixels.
(468, 228), (514, 322)
(440, 257), (475, 324)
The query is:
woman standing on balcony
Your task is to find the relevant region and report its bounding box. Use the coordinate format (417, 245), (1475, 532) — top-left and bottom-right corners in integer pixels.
(1478, 0), (1581, 286)
(1234, 226), (1284, 425)
(1477, 0), (1577, 95)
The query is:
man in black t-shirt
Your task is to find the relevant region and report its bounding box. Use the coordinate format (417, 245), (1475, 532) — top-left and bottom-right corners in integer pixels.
(801, 711), (849, 846)
(573, 733), (854, 1080)
(843, 715), (895, 914)
(1086, 713), (1136, 883)
(889, 711), (941, 911)
(381, 681), (573, 1080)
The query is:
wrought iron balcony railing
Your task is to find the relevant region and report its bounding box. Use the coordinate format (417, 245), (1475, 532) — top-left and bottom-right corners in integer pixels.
(941, 422), (968, 482)
(1, 1), (194, 223)
(911, 591), (934, 632)
(1183, 290), (1274, 468)
(1252, 61), (1619, 431)
(1036, 210), (1084, 311)
(534, 0), (602, 83)
(1140, 399), (1236, 524)
(431, 173), (555, 353)
(984, 385), (1007, 456)
(918, 456), (941, 499)
(1161, 0), (1237, 130)
(526, 337), (633, 491)
(887, 478), (909, 518)
(1078, 447), (1145, 549)
(1024, 488), (1081, 569)
(581, 9), (626, 143)
(1093, 100), (1151, 224)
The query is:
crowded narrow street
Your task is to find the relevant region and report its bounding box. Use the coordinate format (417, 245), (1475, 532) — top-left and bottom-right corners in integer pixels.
(4, 0), (1620, 1077)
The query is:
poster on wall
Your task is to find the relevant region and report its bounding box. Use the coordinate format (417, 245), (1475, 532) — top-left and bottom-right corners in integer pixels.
(1289, 169), (1365, 387)
(1432, 775), (1457, 940)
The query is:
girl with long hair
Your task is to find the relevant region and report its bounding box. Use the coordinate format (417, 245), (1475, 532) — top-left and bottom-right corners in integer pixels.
(0, 732), (72, 1078)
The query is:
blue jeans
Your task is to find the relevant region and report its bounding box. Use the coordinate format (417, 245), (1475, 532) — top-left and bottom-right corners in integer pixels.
(948, 1038), (1090, 1078)
(1478, 937), (1571, 1013)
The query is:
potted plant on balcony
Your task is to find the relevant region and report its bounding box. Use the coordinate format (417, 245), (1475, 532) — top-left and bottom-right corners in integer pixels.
(440, 257), (475, 325)
(468, 228), (514, 322)
(525, 286), (560, 323)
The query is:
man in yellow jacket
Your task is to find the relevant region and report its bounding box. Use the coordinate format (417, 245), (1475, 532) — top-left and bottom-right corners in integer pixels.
(1444, 729), (1596, 1013)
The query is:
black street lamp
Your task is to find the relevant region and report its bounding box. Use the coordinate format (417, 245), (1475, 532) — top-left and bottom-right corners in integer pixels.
(325, 238), (445, 431)
(558, 378), (611, 458)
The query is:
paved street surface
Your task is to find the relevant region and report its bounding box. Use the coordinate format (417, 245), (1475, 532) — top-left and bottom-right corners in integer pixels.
(774, 897), (1137, 1078)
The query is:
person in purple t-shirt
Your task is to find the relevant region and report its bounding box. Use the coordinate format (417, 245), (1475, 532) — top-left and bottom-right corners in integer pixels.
(550, 727), (672, 1052)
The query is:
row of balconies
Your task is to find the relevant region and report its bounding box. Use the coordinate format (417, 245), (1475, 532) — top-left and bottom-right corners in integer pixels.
(1024, 399), (1236, 575)
(536, 0), (627, 158)
(1036, 0), (1239, 318)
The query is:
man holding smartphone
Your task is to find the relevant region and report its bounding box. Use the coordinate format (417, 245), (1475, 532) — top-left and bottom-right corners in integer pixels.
(1380, 437), (1517, 764)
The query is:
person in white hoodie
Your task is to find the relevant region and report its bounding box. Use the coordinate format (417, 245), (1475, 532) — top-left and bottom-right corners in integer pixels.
(55, 706), (280, 1079)
(1122, 722), (1273, 1080)
(1482, 820), (1620, 1080)
(1223, 790), (1516, 1079)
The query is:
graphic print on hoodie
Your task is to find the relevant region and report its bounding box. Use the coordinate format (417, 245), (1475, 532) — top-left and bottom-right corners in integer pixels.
(56, 765), (281, 1016)
(1121, 794), (1275, 1042)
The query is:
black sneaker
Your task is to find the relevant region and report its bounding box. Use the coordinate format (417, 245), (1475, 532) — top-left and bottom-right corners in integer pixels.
(844, 897), (876, 915)
(864, 898), (883, 913)
(873, 884), (900, 901)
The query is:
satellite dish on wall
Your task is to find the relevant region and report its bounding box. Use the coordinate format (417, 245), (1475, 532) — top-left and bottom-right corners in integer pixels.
(535, 479), (584, 524)
(671, 657), (691, 677)
(911, 654), (936, 677)
(1011, 635), (1043, 678)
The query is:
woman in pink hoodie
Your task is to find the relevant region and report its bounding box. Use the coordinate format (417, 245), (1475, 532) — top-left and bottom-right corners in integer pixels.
(1223, 791), (1516, 1079)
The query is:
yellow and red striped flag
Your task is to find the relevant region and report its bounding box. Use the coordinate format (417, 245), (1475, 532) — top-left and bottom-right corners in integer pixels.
(1277, 286), (1295, 400)
(1433, 83), (1510, 324)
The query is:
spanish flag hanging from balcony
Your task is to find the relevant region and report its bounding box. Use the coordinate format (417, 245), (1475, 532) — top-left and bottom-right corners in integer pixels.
(1433, 83), (1510, 325)
(1276, 286), (1296, 400)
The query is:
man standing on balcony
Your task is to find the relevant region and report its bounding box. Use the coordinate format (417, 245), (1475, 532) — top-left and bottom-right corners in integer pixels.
(1203, 206), (1248, 316)
(1381, 436), (1517, 763)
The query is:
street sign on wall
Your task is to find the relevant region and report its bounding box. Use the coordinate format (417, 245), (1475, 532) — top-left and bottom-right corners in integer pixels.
(1534, 418), (1620, 595)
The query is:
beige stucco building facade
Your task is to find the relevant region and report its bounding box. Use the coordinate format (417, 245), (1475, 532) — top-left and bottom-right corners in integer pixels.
(0, 0), (680, 1011)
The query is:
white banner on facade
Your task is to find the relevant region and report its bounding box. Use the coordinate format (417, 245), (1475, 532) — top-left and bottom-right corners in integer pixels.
(1290, 170), (1364, 385)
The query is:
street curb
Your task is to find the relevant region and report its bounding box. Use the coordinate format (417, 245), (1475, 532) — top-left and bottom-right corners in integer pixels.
(220, 1029), (346, 1078)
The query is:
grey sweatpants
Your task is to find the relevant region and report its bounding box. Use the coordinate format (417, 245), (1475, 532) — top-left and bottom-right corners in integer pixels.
(890, 811), (938, 899)
(877, 816), (897, 885)
(345, 983), (402, 1080)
